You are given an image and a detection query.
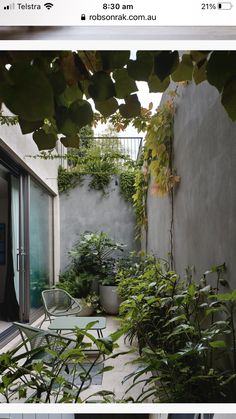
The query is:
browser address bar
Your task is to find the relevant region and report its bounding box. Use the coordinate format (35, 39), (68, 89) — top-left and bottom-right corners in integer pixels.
(0, 0), (235, 26)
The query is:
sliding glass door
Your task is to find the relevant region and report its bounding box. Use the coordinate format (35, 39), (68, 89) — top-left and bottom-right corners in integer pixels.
(0, 151), (54, 323)
(0, 162), (28, 322)
(29, 179), (53, 311)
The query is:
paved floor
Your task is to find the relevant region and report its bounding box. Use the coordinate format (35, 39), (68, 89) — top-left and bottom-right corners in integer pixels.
(0, 26), (236, 40)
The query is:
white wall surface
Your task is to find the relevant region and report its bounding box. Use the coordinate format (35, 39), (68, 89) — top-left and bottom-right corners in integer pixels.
(0, 119), (59, 195)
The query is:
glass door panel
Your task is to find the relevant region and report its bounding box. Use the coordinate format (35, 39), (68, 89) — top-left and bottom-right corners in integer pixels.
(29, 179), (53, 310)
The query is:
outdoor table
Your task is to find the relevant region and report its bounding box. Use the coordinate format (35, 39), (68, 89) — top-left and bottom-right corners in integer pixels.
(48, 316), (106, 339)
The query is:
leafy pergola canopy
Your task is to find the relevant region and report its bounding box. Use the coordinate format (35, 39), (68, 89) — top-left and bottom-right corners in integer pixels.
(0, 50), (235, 150)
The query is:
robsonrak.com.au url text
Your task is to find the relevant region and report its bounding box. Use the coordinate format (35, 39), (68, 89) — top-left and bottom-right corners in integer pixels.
(88, 13), (157, 21)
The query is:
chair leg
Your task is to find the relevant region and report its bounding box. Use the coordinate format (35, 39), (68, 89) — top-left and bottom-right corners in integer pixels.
(39, 314), (47, 328)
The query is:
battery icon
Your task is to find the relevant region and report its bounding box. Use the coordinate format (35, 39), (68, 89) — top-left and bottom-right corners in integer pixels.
(218, 2), (233, 9)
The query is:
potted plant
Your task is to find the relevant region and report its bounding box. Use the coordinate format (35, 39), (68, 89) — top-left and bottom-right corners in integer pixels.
(68, 231), (125, 314)
(57, 271), (99, 316)
(77, 292), (100, 316)
(99, 256), (138, 315)
(99, 275), (121, 315)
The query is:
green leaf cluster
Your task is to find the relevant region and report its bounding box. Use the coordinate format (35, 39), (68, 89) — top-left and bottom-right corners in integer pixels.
(144, 97), (180, 196)
(57, 136), (138, 196)
(1, 51), (236, 150)
(0, 324), (123, 403)
(118, 258), (236, 402)
(66, 231), (125, 284)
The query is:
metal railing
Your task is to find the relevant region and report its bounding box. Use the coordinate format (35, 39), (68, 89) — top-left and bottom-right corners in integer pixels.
(80, 136), (143, 161)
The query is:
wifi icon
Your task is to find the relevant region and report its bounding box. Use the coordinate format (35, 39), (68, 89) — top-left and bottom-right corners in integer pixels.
(44, 2), (53, 9)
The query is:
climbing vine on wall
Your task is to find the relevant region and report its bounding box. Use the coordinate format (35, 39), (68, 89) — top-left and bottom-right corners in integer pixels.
(130, 92), (180, 242)
(132, 170), (148, 240)
(144, 95), (180, 196)
(119, 170), (137, 203)
(51, 137), (139, 197)
(58, 166), (82, 193)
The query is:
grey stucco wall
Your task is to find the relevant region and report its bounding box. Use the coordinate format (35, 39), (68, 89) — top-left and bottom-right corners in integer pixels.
(146, 81), (236, 286)
(60, 176), (138, 272)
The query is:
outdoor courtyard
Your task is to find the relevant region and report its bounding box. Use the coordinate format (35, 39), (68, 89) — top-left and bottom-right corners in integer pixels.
(0, 50), (236, 403)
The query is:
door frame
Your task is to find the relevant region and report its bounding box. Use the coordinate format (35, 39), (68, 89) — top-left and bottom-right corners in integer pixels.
(0, 150), (30, 322)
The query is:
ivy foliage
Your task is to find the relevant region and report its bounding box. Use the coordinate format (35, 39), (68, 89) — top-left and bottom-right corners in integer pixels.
(0, 51), (236, 150)
(0, 111), (18, 126)
(144, 94), (180, 196)
(57, 136), (138, 196)
(119, 170), (137, 203)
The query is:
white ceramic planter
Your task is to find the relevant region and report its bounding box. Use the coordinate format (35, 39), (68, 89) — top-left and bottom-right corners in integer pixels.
(76, 299), (94, 316)
(99, 284), (121, 314)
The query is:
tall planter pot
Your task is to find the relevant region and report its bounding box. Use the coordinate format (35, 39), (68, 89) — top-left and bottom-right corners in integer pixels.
(99, 284), (121, 314)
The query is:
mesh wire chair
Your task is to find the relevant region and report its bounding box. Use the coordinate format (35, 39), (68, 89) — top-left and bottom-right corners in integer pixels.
(13, 321), (76, 365)
(41, 288), (82, 325)
(13, 322), (92, 397)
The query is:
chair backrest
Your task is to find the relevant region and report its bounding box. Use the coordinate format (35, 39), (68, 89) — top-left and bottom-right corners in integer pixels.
(13, 322), (48, 351)
(42, 288), (73, 314)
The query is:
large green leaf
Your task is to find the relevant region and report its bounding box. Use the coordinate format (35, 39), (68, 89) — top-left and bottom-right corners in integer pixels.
(154, 51), (179, 81)
(56, 107), (79, 135)
(127, 51), (153, 81)
(61, 135), (80, 148)
(190, 51), (210, 65)
(58, 85), (83, 107)
(88, 71), (116, 101)
(148, 74), (170, 93)
(33, 129), (57, 150)
(206, 51), (236, 92)
(193, 59), (207, 85)
(171, 54), (193, 82)
(221, 76), (236, 121)
(19, 118), (43, 135)
(100, 51), (130, 71)
(0, 63), (54, 121)
(56, 100), (93, 135)
(70, 99), (93, 128)
(209, 340), (226, 348)
(48, 71), (67, 96)
(113, 68), (137, 98)
(95, 97), (118, 117)
(119, 94), (141, 118)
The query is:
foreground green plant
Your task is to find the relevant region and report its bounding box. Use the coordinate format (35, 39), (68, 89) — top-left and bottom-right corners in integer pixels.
(0, 325), (124, 403)
(1, 51), (236, 151)
(118, 258), (236, 402)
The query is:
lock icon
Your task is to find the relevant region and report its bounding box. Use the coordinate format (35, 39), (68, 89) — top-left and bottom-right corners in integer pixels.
(81, 14), (86, 20)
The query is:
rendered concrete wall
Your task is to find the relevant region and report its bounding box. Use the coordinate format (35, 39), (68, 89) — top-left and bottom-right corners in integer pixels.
(60, 176), (138, 272)
(146, 81), (236, 286)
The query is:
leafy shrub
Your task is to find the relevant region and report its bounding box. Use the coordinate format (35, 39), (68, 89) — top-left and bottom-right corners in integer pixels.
(118, 258), (236, 402)
(58, 271), (98, 299)
(68, 231), (125, 279)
